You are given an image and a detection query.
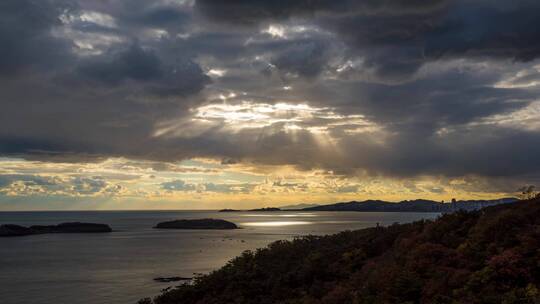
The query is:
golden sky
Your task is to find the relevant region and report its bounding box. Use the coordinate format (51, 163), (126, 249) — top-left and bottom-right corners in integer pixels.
(0, 156), (516, 210)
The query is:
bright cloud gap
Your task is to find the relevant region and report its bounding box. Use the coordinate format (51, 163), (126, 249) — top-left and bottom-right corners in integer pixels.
(154, 101), (382, 138)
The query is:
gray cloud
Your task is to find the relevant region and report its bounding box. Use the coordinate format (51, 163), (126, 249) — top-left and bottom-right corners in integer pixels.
(0, 174), (118, 196)
(1, 0), (540, 184)
(0, 174), (59, 188)
(76, 43), (210, 95)
(196, 0), (540, 82)
(272, 40), (331, 78)
(161, 179), (253, 193)
(0, 0), (75, 75)
(70, 176), (109, 195)
(195, 0), (449, 25)
(0, 0), (210, 162)
(124, 5), (191, 30)
(161, 180), (197, 191)
(78, 44), (164, 84)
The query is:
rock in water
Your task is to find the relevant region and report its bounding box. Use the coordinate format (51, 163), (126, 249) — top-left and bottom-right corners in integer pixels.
(154, 219), (238, 230)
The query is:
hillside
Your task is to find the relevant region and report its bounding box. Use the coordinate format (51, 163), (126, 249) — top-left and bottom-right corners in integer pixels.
(280, 203), (320, 210)
(141, 198), (540, 304)
(303, 198), (517, 213)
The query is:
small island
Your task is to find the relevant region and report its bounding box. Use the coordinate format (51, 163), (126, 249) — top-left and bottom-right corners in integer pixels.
(0, 222), (112, 237)
(154, 219), (238, 230)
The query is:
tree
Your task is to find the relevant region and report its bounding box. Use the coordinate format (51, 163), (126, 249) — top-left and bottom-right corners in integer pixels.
(517, 185), (538, 200)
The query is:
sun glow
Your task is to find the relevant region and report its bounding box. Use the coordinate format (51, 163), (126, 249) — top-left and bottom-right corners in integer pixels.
(155, 101), (380, 135)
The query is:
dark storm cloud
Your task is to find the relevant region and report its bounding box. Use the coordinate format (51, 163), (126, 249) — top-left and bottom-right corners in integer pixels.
(2, 0), (540, 182)
(144, 64), (540, 179)
(196, 0), (540, 82)
(0, 0), (75, 75)
(76, 44), (210, 95)
(358, 126), (540, 178)
(272, 40), (331, 78)
(126, 5), (191, 29)
(195, 0), (448, 81)
(76, 0), (191, 30)
(339, 71), (532, 127)
(78, 44), (164, 84)
(424, 1), (540, 61)
(0, 0), (210, 162)
(195, 0), (449, 25)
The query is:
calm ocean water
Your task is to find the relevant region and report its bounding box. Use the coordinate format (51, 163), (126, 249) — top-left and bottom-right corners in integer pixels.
(0, 210), (439, 304)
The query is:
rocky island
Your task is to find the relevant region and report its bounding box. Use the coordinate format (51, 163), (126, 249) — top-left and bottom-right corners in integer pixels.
(0, 222), (112, 237)
(154, 219), (238, 230)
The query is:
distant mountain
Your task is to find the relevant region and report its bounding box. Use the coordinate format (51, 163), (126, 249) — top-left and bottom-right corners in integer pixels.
(248, 207), (281, 212)
(218, 209), (240, 212)
(279, 203), (320, 210)
(303, 198), (518, 213)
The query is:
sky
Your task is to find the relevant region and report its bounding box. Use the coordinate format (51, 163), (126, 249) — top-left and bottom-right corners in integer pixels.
(1, 0), (540, 210)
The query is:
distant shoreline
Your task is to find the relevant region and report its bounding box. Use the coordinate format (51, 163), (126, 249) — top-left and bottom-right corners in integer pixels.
(0, 197), (517, 213)
(220, 197), (517, 213)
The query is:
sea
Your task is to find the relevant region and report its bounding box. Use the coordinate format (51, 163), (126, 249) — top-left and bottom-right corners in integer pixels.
(0, 210), (440, 304)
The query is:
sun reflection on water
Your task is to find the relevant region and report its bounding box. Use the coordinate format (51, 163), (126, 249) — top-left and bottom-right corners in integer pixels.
(241, 213), (317, 217)
(240, 221), (313, 227)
